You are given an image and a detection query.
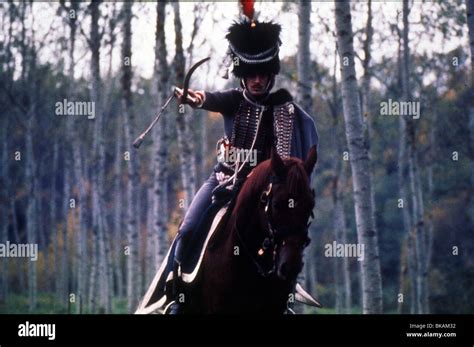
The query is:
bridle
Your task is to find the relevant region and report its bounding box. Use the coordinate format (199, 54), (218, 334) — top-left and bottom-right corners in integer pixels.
(235, 175), (315, 277)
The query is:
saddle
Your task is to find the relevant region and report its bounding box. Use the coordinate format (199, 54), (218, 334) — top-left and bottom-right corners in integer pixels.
(181, 183), (238, 278)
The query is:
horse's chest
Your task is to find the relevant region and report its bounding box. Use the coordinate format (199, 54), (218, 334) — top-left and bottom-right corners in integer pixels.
(200, 249), (289, 313)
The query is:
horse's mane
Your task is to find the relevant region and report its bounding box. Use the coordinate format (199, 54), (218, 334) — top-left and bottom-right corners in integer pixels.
(235, 157), (311, 214)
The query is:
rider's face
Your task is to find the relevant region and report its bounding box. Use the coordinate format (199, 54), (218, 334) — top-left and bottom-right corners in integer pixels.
(245, 74), (270, 96)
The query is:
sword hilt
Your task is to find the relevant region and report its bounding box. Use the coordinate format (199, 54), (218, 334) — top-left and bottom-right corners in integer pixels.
(174, 87), (198, 105)
(132, 135), (144, 149)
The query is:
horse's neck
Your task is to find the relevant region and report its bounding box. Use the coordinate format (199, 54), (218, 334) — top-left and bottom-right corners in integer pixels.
(229, 188), (266, 256)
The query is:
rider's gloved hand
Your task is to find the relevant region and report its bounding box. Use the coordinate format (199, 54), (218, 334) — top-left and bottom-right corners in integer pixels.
(174, 88), (205, 108)
(216, 171), (231, 184)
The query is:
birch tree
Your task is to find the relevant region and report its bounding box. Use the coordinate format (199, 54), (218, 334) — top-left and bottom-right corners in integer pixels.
(0, 126), (8, 303)
(152, 0), (170, 271)
(297, 0), (312, 112)
(87, 0), (111, 313)
(122, 0), (140, 313)
(59, 0), (88, 313)
(61, 148), (70, 310)
(329, 49), (352, 313)
(402, 0), (428, 314)
(113, 121), (124, 298)
(361, 0), (373, 138)
(393, 15), (416, 314)
(26, 111), (37, 312)
(334, 0), (383, 314)
(19, 1), (38, 311)
(187, 3), (208, 186)
(466, 0), (474, 220)
(173, 0), (197, 209)
(295, 0), (314, 313)
(51, 139), (60, 302)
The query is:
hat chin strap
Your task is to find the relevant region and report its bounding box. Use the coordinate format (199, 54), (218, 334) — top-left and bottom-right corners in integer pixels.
(241, 74), (275, 98)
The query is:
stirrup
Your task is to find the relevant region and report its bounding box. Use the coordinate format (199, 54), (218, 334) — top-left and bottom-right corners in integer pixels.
(163, 300), (176, 314)
(167, 262), (184, 314)
(163, 300), (182, 315)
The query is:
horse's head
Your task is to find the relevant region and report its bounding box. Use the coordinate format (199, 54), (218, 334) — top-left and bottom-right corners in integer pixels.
(256, 146), (318, 281)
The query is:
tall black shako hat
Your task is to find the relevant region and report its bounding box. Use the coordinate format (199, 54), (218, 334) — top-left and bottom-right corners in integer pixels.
(225, 1), (281, 78)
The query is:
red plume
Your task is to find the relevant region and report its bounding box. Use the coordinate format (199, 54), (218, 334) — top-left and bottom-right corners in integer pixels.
(240, 0), (254, 21)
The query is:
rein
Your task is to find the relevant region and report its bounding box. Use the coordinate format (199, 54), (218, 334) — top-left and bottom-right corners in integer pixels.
(235, 175), (315, 277)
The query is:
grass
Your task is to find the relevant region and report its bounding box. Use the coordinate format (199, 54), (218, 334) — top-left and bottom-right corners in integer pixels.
(303, 306), (363, 314)
(1, 294), (398, 314)
(0, 293), (129, 314)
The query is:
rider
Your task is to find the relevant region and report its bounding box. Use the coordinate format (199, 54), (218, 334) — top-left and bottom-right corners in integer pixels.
(143, 18), (319, 314)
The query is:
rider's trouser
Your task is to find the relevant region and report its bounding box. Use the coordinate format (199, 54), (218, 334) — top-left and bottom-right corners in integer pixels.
(174, 171), (219, 265)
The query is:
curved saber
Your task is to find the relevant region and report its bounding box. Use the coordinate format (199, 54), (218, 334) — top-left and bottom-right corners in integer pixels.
(181, 56), (211, 104)
(133, 57), (210, 148)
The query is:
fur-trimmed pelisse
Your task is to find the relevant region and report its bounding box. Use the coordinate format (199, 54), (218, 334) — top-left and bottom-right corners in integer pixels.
(226, 20), (281, 78)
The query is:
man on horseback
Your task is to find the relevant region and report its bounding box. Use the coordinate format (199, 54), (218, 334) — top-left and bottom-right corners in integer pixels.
(137, 17), (318, 314)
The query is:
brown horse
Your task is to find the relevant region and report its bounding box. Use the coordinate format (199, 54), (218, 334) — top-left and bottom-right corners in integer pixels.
(180, 146), (318, 314)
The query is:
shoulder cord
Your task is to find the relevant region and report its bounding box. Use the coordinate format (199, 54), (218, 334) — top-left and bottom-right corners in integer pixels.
(218, 96), (267, 188)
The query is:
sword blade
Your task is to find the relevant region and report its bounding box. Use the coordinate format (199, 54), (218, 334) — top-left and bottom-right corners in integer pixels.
(181, 57), (210, 103)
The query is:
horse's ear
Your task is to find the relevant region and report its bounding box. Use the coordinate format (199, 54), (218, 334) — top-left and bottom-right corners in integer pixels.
(303, 145), (318, 176)
(271, 147), (286, 178)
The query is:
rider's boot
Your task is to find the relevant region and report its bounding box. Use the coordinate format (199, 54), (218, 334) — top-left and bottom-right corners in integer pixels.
(166, 260), (183, 314)
(166, 237), (187, 314)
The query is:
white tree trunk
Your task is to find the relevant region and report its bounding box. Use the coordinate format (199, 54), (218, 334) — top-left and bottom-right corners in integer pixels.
(146, 188), (155, 285)
(113, 124), (125, 298)
(0, 126), (8, 303)
(330, 59), (352, 313)
(62, 1), (88, 312)
(361, 0), (376, 214)
(424, 125), (435, 314)
(466, 0), (474, 224)
(73, 143), (87, 313)
(51, 140), (60, 303)
(173, 0), (197, 209)
(10, 198), (25, 290)
(297, 0), (312, 112)
(334, 0), (383, 314)
(26, 116), (37, 312)
(23, 12), (38, 307)
(88, 1), (111, 313)
(402, 0), (427, 314)
(398, 117), (417, 314)
(397, 237), (407, 314)
(88, 226), (99, 312)
(61, 162), (71, 311)
(122, 0), (140, 313)
(333, 166), (352, 314)
(361, 0), (373, 136)
(153, 0), (170, 270)
(296, 1), (313, 312)
(393, 14), (416, 314)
